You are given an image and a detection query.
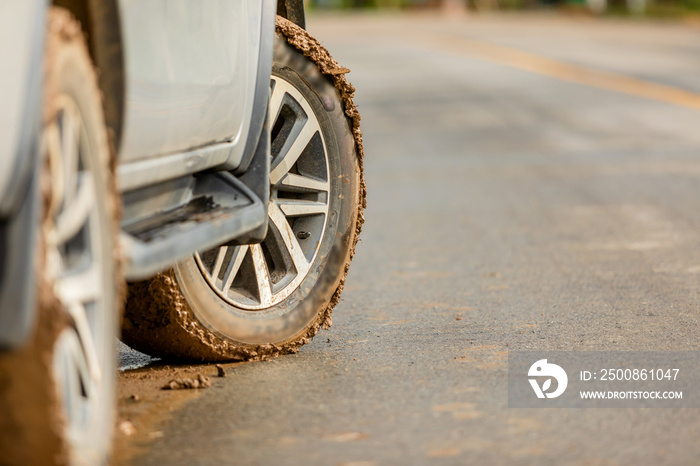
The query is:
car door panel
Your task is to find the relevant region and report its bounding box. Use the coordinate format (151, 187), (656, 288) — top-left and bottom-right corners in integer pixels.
(117, 0), (264, 164)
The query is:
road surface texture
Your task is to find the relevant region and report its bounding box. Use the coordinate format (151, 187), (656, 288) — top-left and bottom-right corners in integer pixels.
(118, 12), (700, 465)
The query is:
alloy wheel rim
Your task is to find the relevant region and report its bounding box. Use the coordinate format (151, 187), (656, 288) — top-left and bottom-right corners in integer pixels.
(195, 76), (331, 310)
(46, 94), (110, 448)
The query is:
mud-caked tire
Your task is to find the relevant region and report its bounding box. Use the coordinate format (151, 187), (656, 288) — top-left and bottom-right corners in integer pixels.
(0, 8), (120, 465)
(121, 23), (364, 361)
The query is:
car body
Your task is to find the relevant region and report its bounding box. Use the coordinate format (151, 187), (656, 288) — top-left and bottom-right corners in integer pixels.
(0, 0), (304, 349)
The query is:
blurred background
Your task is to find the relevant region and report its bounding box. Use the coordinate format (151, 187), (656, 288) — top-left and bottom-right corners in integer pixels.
(308, 0), (700, 19)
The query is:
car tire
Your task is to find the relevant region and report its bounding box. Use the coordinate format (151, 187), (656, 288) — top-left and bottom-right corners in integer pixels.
(121, 29), (362, 361)
(0, 8), (120, 465)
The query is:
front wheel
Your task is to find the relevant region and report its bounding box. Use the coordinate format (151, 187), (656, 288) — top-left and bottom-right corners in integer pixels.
(122, 29), (362, 361)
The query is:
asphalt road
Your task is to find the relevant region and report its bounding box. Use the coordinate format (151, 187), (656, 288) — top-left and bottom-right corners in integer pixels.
(119, 12), (700, 465)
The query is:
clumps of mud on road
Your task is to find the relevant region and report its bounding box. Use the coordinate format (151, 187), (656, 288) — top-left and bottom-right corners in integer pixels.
(162, 374), (211, 390)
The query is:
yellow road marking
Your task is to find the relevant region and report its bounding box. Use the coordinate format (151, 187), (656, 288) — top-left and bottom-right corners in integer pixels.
(415, 32), (700, 111)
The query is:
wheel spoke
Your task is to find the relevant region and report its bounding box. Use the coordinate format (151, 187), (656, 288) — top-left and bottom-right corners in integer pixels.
(67, 302), (102, 385)
(61, 103), (81, 208)
(45, 121), (65, 219)
(221, 245), (248, 294)
(250, 244), (273, 305)
(278, 173), (329, 193)
(270, 118), (320, 185)
(64, 333), (87, 418)
(210, 246), (228, 280)
(268, 79), (286, 125)
(276, 199), (328, 217)
(55, 329), (94, 421)
(55, 173), (95, 245)
(56, 261), (102, 305)
(268, 202), (309, 272)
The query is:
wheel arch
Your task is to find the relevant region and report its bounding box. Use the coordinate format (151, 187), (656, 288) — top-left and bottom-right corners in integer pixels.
(53, 0), (125, 153)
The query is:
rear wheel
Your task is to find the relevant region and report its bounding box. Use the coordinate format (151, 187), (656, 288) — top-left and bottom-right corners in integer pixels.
(121, 33), (361, 361)
(0, 9), (119, 465)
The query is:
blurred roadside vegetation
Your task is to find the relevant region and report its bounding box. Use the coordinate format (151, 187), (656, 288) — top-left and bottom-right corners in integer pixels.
(307, 0), (700, 19)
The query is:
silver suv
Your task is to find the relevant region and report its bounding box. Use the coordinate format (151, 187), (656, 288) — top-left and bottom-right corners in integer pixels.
(0, 1), (364, 464)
